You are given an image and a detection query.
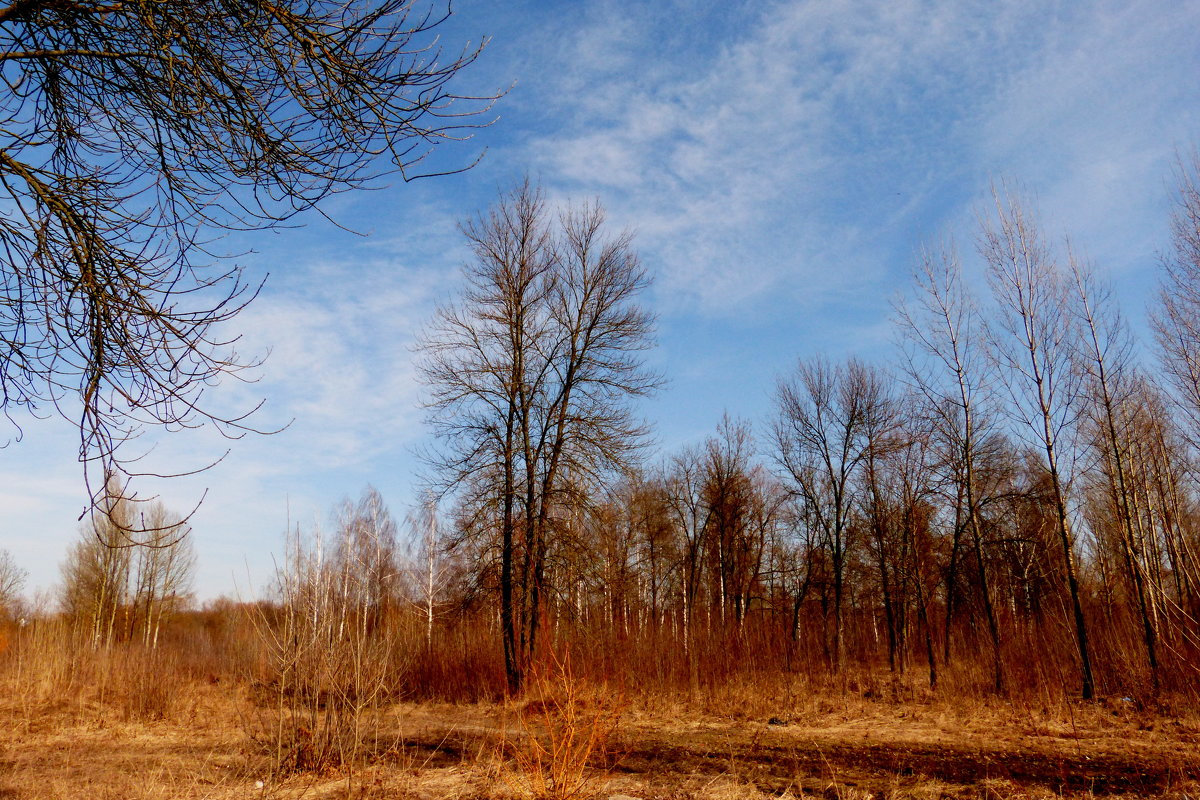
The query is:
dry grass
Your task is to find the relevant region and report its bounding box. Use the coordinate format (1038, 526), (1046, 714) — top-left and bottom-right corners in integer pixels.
(0, 681), (248, 800)
(1, 611), (1198, 800)
(3, 667), (1197, 800)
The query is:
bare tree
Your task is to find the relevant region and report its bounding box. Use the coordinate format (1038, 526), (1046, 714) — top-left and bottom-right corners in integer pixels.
(773, 357), (886, 671)
(895, 242), (1005, 692)
(626, 473), (677, 639)
(128, 502), (195, 649)
(980, 185), (1095, 699)
(406, 492), (452, 652)
(420, 181), (551, 692)
(61, 491), (194, 649)
(701, 416), (757, 628)
(1152, 150), (1200, 450)
(1069, 257), (1163, 690)
(418, 181), (658, 692)
(0, 1), (496, 516)
(1130, 381), (1200, 627)
(856, 374), (903, 673)
(332, 486), (401, 632)
(586, 479), (641, 637)
(61, 490), (134, 648)
(889, 398), (942, 688)
(663, 445), (709, 663)
(1151, 154), (1200, 630)
(744, 467), (789, 633)
(0, 549), (26, 621)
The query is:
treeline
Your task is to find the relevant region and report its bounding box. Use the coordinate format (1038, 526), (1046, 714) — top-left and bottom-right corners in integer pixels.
(6, 170), (1200, 710)
(406, 173), (1200, 701)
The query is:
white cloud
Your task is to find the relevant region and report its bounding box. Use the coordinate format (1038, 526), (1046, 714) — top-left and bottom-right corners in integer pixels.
(519, 0), (1199, 321)
(970, 2), (1200, 272)
(524, 0), (974, 311)
(0, 222), (463, 599)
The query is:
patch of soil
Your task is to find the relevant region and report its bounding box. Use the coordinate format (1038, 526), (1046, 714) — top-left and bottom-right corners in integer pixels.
(392, 703), (1200, 798)
(614, 735), (1197, 796)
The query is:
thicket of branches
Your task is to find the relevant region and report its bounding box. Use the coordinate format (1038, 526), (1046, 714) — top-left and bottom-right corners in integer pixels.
(0, 0), (494, 518)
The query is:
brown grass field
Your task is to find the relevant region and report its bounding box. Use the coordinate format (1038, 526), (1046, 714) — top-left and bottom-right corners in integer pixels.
(1, 617), (1198, 800)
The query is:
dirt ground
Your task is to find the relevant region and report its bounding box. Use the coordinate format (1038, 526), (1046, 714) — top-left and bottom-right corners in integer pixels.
(1, 684), (1198, 799)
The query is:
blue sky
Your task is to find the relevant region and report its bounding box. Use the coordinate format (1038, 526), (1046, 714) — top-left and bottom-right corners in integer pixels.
(2, 0), (1199, 601)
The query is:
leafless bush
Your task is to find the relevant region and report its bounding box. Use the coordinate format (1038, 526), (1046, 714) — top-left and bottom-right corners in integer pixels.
(254, 488), (410, 778)
(501, 651), (625, 800)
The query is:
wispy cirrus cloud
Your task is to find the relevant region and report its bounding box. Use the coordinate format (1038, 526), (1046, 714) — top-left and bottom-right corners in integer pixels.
(520, 0), (1200, 318)
(0, 219), (462, 599)
(522, 1), (986, 312)
(971, 2), (1200, 274)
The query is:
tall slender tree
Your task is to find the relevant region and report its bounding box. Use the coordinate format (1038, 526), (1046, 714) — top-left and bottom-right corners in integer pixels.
(980, 185), (1095, 699)
(1153, 150), (1200, 451)
(774, 358), (885, 671)
(1071, 257), (1161, 691)
(895, 242), (1005, 692)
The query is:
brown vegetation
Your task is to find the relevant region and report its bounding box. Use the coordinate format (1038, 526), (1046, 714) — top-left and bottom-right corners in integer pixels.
(0, 611), (1198, 799)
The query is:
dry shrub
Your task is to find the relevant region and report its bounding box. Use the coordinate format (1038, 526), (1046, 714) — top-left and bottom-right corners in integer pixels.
(247, 522), (415, 782)
(249, 603), (398, 777)
(501, 651), (624, 800)
(403, 617), (507, 702)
